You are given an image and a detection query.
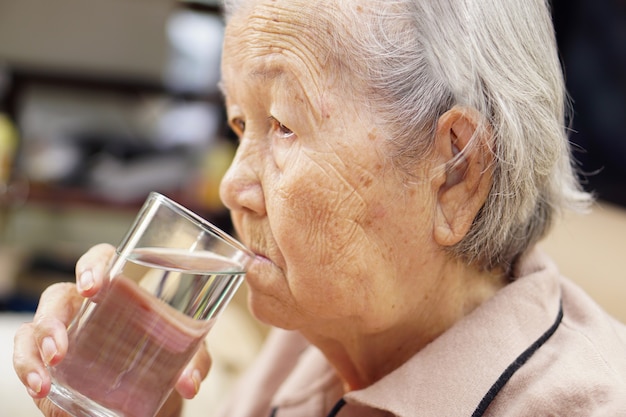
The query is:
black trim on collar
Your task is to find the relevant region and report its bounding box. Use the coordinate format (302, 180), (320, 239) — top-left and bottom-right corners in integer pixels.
(471, 301), (564, 417)
(327, 398), (347, 417)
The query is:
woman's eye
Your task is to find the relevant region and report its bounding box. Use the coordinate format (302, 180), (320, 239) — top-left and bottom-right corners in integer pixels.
(231, 118), (246, 136)
(270, 117), (295, 139)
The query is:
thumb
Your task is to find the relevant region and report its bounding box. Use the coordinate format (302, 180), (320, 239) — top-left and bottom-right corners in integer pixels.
(175, 339), (212, 399)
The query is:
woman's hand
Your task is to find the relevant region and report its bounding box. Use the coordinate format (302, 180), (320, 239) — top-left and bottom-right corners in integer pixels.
(13, 243), (212, 417)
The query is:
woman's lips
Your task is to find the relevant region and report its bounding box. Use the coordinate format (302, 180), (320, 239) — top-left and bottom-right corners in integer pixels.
(245, 247), (272, 266)
(246, 242), (271, 263)
(252, 252), (272, 265)
(244, 251), (276, 288)
(252, 251), (268, 260)
(246, 249), (278, 276)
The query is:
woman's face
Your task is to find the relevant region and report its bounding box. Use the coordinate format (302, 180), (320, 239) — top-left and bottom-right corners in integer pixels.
(219, 1), (441, 335)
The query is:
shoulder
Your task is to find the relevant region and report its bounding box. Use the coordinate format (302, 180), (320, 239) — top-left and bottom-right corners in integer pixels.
(486, 276), (626, 416)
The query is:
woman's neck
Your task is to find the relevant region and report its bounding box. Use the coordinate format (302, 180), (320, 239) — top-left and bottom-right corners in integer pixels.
(300, 262), (507, 391)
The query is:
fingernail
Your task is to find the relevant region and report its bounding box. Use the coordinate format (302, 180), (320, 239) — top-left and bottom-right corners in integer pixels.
(78, 270), (94, 292)
(42, 337), (58, 365)
(26, 372), (42, 395)
(192, 369), (201, 394)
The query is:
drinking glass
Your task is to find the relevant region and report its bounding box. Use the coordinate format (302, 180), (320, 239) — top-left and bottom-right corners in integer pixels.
(47, 192), (253, 417)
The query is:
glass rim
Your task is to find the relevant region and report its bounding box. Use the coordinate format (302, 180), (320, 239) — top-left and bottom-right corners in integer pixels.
(148, 192), (255, 260)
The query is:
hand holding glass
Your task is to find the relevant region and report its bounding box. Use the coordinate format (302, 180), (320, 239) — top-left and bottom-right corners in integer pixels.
(47, 192), (253, 417)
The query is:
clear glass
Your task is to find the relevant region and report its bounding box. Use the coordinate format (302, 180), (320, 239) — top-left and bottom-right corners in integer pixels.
(47, 192), (253, 417)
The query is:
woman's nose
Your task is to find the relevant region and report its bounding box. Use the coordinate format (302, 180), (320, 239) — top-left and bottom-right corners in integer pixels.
(219, 144), (266, 216)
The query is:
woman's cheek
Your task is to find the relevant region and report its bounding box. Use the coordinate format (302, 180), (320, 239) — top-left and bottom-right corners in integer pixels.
(275, 180), (366, 275)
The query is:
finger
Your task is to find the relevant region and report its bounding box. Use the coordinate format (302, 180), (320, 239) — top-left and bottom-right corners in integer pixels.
(13, 321), (51, 399)
(14, 282), (84, 399)
(175, 339), (212, 399)
(75, 243), (115, 297)
(32, 282), (85, 367)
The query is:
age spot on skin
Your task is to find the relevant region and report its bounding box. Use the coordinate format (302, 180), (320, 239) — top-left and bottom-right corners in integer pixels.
(367, 128), (380, 141)
(368, 203), (387, 221)
(295, 94), (305, 105)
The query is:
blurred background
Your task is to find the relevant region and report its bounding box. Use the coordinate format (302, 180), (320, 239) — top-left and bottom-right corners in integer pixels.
(0, 0), (624, 415)
(0, 0), (235, 312)
(552, 0), (626, 208)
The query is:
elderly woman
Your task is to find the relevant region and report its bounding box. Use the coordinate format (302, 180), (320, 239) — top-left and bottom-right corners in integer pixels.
(13, 0), (626, 416)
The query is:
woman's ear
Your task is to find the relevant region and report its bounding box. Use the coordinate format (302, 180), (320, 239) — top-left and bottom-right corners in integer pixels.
(431, 106), (494, 247)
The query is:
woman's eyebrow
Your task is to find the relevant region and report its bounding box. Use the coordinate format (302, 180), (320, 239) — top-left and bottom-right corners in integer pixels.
(222, 63), (323, 124)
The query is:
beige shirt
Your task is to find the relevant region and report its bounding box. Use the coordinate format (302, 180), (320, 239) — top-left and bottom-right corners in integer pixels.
(216, 249), (626, 416)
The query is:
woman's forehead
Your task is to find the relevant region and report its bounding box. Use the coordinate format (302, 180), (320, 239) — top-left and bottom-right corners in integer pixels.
(222, 2), (344, 86)
(224, 0), (343, 51)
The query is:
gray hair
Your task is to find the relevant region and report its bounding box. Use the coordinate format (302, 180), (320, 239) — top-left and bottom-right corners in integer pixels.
(222, 0), (593, 273)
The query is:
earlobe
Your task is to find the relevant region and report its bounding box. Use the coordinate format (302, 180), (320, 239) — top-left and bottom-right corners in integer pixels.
(432, 107), (494, 247)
